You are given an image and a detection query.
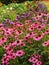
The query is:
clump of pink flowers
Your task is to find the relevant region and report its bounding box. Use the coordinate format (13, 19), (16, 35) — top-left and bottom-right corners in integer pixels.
(0, 6), (49, 65)
(29, 54), (42, 65)
(42, 40), (49, 46)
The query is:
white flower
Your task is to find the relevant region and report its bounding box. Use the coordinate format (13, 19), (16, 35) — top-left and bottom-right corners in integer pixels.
(10, 7), (13, 10)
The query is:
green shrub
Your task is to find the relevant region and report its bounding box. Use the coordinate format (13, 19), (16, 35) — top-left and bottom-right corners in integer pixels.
(0, 1), (37, 21)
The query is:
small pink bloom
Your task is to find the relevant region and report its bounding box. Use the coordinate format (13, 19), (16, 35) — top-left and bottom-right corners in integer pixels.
(36, 61), (42, 65)
(42, 41), (49, 46)
(20, 42), (25, 47)
(29, 57), (38, 63)
(11, 53), (16, 59)
(33, 35), (43, 41)
(3, 45), (9, 50)
(16, 50), (24, 57)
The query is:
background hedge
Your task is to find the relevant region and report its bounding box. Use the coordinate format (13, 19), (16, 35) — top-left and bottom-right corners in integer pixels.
(0, 0), (39, 5)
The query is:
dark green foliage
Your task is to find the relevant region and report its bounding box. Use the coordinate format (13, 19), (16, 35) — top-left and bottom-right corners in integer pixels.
(0, 47), (5, 65)
(0, 0), (12, 5)
(0, 47), (5, 59)
(0, 0), (33, 5)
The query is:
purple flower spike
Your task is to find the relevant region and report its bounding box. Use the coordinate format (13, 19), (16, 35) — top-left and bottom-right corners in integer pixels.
(38, 3), (43, 8)
(9, 21), (14, 25)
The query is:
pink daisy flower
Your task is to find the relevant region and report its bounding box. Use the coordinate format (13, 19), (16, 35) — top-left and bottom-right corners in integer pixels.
(36, 61), (42, 65)
(29, 57), (38, 63)
(16, 50), (24, 57)
(33, 35), (43, 41)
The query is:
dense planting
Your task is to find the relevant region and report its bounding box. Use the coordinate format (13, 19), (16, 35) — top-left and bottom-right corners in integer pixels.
(0, 2), (49, 65)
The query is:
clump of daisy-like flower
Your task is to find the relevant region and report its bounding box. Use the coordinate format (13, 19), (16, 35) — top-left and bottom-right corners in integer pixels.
(0, 3), (49, 65)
